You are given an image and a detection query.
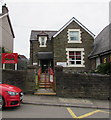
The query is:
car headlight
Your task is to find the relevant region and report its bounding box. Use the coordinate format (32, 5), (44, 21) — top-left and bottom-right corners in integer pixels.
(7, 91), (19, 96)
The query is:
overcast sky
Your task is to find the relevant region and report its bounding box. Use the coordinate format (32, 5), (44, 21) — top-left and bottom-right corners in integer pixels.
(0, 0), (110, 58)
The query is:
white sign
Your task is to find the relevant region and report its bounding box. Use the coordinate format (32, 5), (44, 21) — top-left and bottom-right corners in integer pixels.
(57, 62), (67, 67)
(50, 75), (53, 82)
(33, 63), (38, 66)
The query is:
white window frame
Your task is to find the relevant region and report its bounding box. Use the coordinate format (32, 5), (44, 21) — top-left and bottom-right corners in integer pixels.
(67, 29), (82, 43)
(66, 48), (85, 67)
(38, 36), (47, 47)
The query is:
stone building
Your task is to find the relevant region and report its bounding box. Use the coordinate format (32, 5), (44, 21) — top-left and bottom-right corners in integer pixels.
(89, 23), (111, 69)
(30, 17), (95, 73)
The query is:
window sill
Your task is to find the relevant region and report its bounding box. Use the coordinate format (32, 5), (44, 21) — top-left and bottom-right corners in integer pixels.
(68, 41), (82, 43)
(67, 65), (85, 67)
(39, 45), (46, 47)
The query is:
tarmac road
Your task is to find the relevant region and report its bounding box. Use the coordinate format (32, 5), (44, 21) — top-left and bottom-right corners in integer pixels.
(2, 104), (111, 119)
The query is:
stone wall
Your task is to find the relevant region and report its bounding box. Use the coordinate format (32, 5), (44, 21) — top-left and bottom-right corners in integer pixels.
(55, 66), (110, 99)
(2, 69), (26, 91)
(2, 65), (36, 94)
(25, 65), (36, 94)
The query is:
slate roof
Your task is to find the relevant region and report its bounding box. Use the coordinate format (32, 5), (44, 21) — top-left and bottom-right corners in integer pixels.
(18, 55), (27, 60)
(0, 13), (3, 16)
(0, 6), (15, 38)
(30, 30), (57, 41)
(89, 24), (111, 58)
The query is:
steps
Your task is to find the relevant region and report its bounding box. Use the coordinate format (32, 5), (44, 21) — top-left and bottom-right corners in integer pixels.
(39, 73), (51, 88)
(40, 73), (49, 82)
(34, 73), (56, 95)
(39, 82), (51, 88)
(34, 89), (56, 95)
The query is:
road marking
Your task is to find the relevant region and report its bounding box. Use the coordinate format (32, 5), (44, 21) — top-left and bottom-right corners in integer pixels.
(67, 108), (110, 118)
(100, 110), (111, 114)
(77, 110), (101, 118)
(67, 108), (77, 118)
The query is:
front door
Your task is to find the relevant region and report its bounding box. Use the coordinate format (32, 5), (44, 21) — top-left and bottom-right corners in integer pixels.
(41, 60), (49, 73)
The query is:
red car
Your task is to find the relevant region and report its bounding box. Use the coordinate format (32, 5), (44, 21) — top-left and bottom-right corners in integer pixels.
(0, 84), (23, 109)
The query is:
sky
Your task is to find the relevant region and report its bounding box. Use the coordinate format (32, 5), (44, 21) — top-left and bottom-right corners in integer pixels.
(0, 0), (110, 58)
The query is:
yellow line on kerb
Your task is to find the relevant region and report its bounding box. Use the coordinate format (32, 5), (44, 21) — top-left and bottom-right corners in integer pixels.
(67, 108), (77, 118)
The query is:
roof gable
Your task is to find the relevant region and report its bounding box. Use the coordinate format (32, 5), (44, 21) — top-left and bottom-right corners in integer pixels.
(53, 17), (95, 38)
(30, 30), (57, 40)
(7, 15), (15, 38)
(0, 5), (15, 38)
(89, 24), (111, 58)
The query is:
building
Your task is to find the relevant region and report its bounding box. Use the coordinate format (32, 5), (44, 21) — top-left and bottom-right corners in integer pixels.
(30, 17), (95, 73)
(0, 4), (15, 53)
(30, 30), (57, 72)
(89, 24), (111, 69)
(18, 55), (28, 70)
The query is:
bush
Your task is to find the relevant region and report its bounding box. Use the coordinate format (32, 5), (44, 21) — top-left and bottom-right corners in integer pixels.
(97, 62), (111, 74)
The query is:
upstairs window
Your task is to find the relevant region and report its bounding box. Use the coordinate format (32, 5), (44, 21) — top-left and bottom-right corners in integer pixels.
(70, 31), (79, 41)
(68, 29), (82, 43)
(41, 37), (45, 45)
(38, 36), (47, 47)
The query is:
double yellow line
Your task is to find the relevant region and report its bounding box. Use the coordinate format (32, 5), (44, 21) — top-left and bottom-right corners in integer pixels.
(67, 108), (110, 119)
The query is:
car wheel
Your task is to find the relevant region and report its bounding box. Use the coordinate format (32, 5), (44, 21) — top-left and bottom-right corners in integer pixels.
(0, 96), (4, 110)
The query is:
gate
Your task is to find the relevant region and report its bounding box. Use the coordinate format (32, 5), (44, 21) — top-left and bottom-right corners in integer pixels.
(35, 67), (56, 95)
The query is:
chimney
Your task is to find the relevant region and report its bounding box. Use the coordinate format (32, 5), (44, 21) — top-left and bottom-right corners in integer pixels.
(2, 4), (9, 14)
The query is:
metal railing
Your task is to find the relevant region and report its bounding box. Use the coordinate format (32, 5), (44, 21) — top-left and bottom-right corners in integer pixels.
(37, 67), (55, 91)
(48, 68), (55, 91)
(38, 68), (42, 84)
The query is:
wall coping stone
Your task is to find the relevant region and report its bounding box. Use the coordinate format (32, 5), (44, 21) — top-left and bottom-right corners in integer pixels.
(27, 65), (36, 69)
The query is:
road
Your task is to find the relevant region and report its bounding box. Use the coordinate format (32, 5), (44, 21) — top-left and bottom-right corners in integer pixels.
(2, 104), (110, 119)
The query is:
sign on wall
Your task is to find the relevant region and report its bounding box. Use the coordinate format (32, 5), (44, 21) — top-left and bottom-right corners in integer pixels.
(2, 53), (18, 64)
(57, 62), (67, 67)
(33, 63), (38, 66)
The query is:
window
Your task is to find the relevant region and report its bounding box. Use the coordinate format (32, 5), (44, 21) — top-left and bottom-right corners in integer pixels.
(68, 29), (82, 43)
(38, 36), (47, 47)
(66, 48), (85, 67)
(69, 31), (79, 41)
(41, 37), (45, 45)
(69, 51), (81, 65)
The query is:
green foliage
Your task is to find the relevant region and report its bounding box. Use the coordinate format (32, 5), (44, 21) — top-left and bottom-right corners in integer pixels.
(96, 62), (111, 74)
(1, 47), (11, 53)
(2, 47), (5, 53)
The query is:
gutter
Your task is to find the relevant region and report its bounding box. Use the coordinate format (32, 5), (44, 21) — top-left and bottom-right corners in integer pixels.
(89, 50), (111, 59)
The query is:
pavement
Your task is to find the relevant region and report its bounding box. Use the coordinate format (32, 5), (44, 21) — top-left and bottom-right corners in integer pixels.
(22, 94), (110, 109)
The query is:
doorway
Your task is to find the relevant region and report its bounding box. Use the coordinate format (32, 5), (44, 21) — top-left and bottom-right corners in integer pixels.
(41, 60), (49, 73)
(40, 60), (53, 73)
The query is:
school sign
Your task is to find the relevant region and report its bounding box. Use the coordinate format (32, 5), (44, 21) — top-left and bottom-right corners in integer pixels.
(2, 53), (18, 70)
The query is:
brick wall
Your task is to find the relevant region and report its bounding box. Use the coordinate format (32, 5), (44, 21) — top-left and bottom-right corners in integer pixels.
(55, 66), (110, 99)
